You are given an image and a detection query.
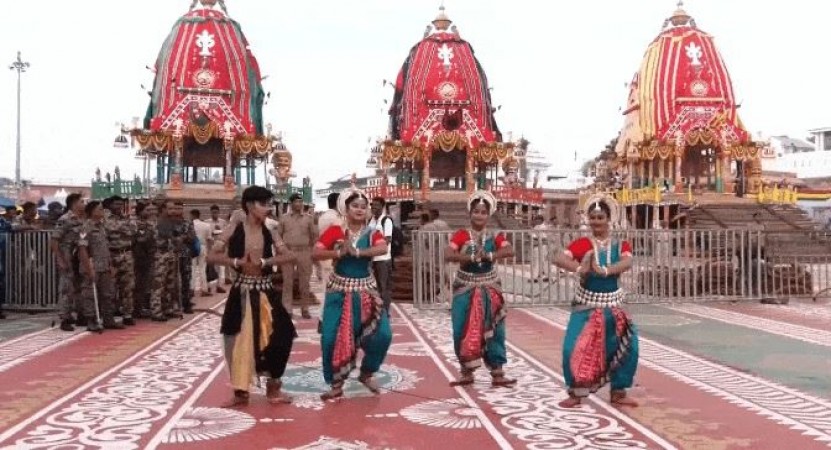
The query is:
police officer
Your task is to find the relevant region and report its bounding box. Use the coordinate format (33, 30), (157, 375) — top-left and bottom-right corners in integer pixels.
(78, 201), (124, 331)
(150, 200), (180, 320)
(133, 202), (157, 318)
(104, 196), (137, 326)
(170, 201), (196, 314)
(50, 193), (85, 331)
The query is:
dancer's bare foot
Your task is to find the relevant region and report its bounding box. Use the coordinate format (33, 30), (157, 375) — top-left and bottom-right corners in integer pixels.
(491, 376), (517, 388)
(490, 369), (517, 388)
(358, 373), (381, 394)
(224, 390), (249, 407)
(558, 396), (582, 408)
(320, 384), (344, 401)
(449, 371), (474, 387)
(611, 390), (639, 407)
(266, 379), (292, 404)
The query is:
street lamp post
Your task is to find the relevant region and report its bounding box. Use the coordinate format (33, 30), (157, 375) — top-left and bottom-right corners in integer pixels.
(9, 51), (30, 198)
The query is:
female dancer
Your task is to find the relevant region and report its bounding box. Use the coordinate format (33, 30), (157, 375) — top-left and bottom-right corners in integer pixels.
(444, 190), (516, 387)
(553, 196), (639, 408)
(312, 187), (392, 400)
(207, 186), (297, 406)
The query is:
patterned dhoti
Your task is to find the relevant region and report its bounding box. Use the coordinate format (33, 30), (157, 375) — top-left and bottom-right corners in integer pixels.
(221, 275), (296, 391)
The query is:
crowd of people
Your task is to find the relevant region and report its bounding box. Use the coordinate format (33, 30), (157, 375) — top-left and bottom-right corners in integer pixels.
(202, 185), (639, 408)
(0, 186), (641, 408)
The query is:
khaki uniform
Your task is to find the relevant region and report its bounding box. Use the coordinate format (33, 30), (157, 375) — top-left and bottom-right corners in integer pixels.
(151, 218), (180, 318)
(78, 220), (116, 322)
(104, 214), (136, 317)
(278, 212), (316, 313)
(53, 211), (84, 320)
(133, 218), (155, 316)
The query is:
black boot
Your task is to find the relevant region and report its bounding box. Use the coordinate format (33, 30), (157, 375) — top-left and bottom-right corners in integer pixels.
(59, 319), (75, 332)
(103, 319), (125, 330)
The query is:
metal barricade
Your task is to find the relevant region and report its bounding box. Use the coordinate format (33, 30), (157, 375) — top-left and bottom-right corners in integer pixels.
(412, 229), (831, 309)
(1, 230), (59, 311)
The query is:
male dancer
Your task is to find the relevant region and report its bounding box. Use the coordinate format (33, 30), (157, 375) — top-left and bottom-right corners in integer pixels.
(208, 186), (297, 406)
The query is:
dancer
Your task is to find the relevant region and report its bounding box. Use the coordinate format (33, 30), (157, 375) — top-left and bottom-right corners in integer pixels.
(207, 186), (297, 406)
(312, 187), (392, 400)
(444, 190), (516, 388)
(553, 195), (639, 408)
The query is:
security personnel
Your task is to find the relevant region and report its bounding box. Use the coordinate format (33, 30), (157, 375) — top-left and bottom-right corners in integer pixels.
(170, 201), (196, 314)
(133, 202), (157, 318)
(150, 200), (180, 320)
(50, 193), (85, 331)
(78, 201), (123, 331)
(104, 196), (137, 325)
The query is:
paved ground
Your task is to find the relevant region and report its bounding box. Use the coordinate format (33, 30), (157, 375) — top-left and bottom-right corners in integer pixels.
(0, 280), (829, 449)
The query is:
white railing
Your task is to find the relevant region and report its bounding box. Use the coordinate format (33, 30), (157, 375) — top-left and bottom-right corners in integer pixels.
(2, 230), (59, 311)
(411, 229), (831, 308)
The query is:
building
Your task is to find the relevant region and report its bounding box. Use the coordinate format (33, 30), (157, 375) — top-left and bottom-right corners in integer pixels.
(762, 131), (831, 182)
(612, 3), (764, 197)
(120, 0), (299, 204)
(381, 6), (533, 204)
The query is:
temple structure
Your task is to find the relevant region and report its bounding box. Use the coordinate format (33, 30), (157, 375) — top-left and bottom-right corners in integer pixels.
(121, 0), (300, 203)
(612, 2), (764, 198)
(378, 6), (540, 207)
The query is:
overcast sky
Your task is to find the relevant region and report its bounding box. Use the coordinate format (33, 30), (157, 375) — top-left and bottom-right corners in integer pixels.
(0, 0), (828, 188)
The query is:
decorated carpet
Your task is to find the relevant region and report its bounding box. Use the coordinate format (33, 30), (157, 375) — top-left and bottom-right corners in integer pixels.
(0, 281), (829, 449)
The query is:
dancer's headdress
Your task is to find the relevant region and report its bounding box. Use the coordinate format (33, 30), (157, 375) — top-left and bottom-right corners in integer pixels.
(467, 190), (498, 216)
(583, 192), (620, 225)
(337, 186), (369, 216)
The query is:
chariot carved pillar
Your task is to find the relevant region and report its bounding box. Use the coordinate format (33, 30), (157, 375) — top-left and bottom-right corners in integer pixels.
(466, 150), (476, 195)
(715, 154), (724, 193)
(721, 152), (732, 194)
(224, 137), (235, 190)
(747, 157), (762, 195)
(674, 152), (683, 191)
(421, 149), (431, 201)
(169, 135), (184, 190)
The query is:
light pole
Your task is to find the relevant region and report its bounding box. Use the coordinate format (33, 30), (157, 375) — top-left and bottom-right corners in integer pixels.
(9, 51), (30, 198)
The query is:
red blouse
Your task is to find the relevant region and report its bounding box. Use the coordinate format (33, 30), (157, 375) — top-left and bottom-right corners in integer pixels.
(316, 225), (386, 250)
(566, 237), (632, 262)
(448, 229), (509, 250)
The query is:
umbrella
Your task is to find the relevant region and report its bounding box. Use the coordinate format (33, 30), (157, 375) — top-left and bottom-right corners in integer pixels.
(0, 197), (15, 208)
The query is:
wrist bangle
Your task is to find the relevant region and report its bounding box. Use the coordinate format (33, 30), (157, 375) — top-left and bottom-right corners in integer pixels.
(602, 266), (609, 276)
(233, 258), (239, 268)
(260, 258), (267, 267)
(488, 252), (493, 261)
(356, 248), (361, 258)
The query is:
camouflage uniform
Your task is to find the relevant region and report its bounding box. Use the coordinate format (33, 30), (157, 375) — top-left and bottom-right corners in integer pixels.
(133, 217), (156, 317)
(78, 220), (116, 325)
(173, 219), (196, 311)
(104, 214), (136, 318)
(53, 211), (84, 320)
(151, 218), (179, 318)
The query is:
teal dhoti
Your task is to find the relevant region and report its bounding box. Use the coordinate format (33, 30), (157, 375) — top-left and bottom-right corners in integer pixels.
(562, 241), (639, 397)
(319, 230), (392, 386)
(450, 236), (508, 372)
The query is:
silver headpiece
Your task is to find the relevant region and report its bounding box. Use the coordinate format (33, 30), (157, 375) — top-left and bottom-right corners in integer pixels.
(336, 187), (368, 217)
(583, 193), (620, 226)
(467, 190), (498, 217)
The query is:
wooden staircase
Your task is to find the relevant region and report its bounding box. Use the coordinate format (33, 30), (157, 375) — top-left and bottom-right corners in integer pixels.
(685, 203), (818, 231)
